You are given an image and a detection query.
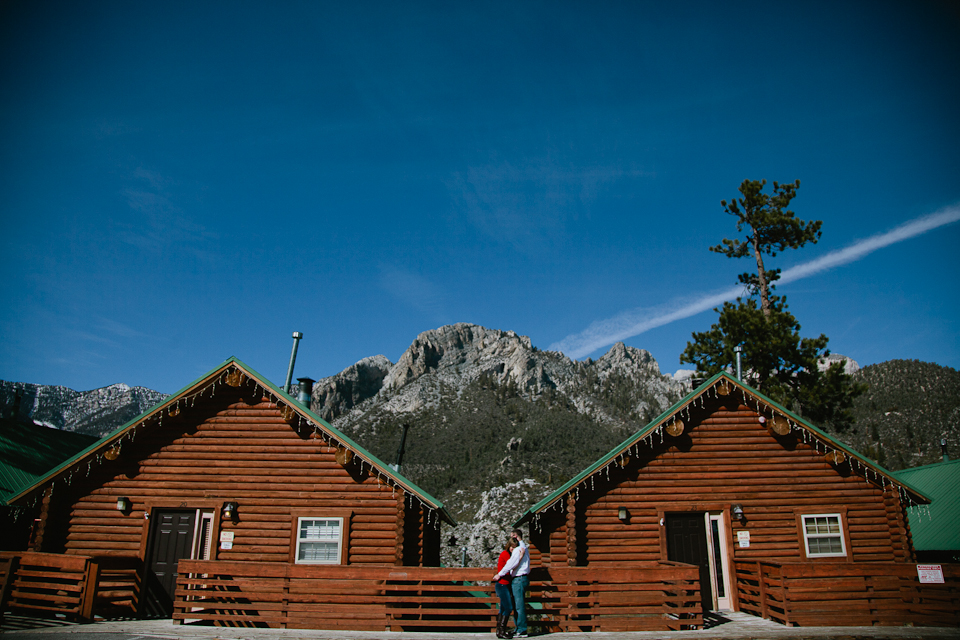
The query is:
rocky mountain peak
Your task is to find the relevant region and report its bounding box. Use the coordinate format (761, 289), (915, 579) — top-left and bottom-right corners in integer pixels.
(819, 353), (861, 376)
(0, 380), (166, 436)
(382, 323), (532, 393)
(312, 355), (393, 422)
(593, 342), (661, 381)
(321, 323), (687, 440)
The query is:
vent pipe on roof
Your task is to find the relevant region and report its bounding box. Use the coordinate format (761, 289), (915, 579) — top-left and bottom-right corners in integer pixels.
(284, 332), (303, 394)
(942, 438), (950, 463)
(297, 377), (315, 408)
(734, 345), (744, 380)
(389, 423), (409, 473)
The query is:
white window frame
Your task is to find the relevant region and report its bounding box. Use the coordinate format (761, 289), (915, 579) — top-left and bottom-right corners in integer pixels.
(294, 516), (344, 565)
(801, 513), (847, 558)
(191, 510), (215, 560)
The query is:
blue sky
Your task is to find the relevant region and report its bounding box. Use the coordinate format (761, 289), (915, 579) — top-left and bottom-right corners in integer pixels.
(1, 1), (958, 394)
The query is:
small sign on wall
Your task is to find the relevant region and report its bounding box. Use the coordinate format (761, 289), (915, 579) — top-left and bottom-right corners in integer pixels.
(737, 530), (750, 548)
(917, 564), (944, 584)
(220, 531), (234, 550)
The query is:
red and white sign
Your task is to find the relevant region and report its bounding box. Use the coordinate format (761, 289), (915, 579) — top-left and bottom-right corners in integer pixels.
(917, 564), (944, 584)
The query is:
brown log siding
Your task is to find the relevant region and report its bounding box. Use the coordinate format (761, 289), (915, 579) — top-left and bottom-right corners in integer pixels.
(540, 397), (912, 567)
(43, 388), (423, 611)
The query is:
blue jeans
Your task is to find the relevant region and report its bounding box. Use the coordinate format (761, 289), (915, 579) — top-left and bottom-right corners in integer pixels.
(510, 574), (529, 635)
(495, 581), (514, 615)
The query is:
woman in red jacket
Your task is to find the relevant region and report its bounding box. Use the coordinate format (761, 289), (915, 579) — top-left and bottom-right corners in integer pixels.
(494, 538), (517, 638)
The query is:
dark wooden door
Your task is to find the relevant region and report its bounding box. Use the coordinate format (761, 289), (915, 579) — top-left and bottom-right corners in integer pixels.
(665, 513), (713, 612)
(143, 510), (195, 617)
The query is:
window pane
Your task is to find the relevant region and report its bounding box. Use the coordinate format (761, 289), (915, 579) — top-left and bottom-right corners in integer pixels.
(300, 519), (339, 540)
(297, 518), (341, 564)
(299, 542), (338, 562)
(808, 536), (841, 555)
(803, 514), (844, 557)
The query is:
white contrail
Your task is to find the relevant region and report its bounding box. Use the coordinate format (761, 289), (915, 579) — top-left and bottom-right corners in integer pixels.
(550, 204), (960, 359)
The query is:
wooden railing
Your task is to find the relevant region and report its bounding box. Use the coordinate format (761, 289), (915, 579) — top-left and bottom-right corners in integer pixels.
(174, 561), (701, 631)
(549, 563), (702, 632)
(0, 556), (16, 621)
(735, 561), (960, 627)
(92, 556), (142, 617)
(0, 552), (100, 622)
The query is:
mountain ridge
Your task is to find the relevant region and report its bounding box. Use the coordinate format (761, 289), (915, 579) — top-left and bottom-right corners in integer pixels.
(3, 325), (956, 567)
(0, 380), (166, 436)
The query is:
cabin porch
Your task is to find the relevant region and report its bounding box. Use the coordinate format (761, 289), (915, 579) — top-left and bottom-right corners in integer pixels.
(171, 561), (703, 632)
(734, 560), (960, 627)
(4, 552), (959, 632)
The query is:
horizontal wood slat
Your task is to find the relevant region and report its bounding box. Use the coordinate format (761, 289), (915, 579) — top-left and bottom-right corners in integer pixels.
(173, 560), (702, 631)
(735, 560), (960, 628)
(0, 552), (100, 622)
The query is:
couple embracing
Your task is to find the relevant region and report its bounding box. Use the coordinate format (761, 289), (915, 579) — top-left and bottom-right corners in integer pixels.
(491, 528), (530, 638)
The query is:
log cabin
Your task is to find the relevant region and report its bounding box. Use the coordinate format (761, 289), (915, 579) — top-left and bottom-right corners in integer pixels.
(515, 372), (932, 615)
(5, 357), (454, 617)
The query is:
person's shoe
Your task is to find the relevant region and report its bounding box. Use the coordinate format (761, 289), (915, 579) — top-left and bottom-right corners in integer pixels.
(515, 633), (529, 638)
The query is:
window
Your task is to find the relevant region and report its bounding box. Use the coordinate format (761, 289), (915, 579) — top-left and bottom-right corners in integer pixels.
(295, 517), (343, 564)
(193, 510), (214, 560)
(801, 514), (846, 557)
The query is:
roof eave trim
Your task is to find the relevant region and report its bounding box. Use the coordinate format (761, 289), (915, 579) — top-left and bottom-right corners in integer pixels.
(6, 357), (456, 525)
(515, 371), (930, 527)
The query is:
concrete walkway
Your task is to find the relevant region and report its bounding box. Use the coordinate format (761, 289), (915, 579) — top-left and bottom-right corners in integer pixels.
(1, 613), (957, 640)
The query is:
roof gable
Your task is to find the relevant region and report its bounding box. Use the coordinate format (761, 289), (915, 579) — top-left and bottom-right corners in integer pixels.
(517, 371), (929, 526)
(6, 357), (454, 525)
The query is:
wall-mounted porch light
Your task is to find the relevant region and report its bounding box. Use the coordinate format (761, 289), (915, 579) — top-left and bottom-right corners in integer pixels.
(618, 506), (629, 522)
(116, 496), (130, 512)
(731, 504), (745, 522)
(222, 501), (238, 520)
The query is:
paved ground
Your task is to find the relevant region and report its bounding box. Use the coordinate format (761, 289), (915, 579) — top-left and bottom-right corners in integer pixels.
(1, 613), (957, 640)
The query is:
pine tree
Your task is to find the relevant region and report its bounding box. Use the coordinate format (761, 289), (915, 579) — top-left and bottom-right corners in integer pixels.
(683, 179), (863, 430)
(711, 179), (820, 316)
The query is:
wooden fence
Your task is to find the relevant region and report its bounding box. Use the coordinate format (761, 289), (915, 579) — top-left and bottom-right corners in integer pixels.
(735, 561), (960, 627)
(174, 561), (701, 632)
(0, 552), (100, 622)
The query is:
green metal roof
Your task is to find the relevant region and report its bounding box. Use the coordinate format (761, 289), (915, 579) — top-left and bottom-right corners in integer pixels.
(5, 357), (455, 526)
(0, 418), (97, 504)
(893, 458), (960, 551)
(515, 371), (930, 526)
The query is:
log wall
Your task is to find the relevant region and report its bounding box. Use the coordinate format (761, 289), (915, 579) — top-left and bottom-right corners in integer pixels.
(40, 385), (436, 613)
(539, 395), (913, 568)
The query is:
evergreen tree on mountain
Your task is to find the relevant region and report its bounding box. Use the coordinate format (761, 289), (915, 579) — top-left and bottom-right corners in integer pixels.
(681, 179), (864, 430)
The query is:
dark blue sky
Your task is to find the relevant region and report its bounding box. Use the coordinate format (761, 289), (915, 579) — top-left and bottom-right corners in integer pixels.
(2, 1), (958, 393)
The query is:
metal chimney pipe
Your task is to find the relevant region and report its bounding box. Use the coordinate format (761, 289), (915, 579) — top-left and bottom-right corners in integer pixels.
(297, 377), (315, 407)
(390, 424), (409, 473)
(284, 332), (303, 394)
(942, 438), (950, 462)
(734, 345), (744, 380)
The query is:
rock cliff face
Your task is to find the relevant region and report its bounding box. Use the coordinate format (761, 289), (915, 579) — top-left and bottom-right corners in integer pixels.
(318, 323), (685, 431)
(312, 355), (392, 422)
(820, 353), (861, 375)
(308, 323), (688, 567)
(0, 381), (166, 437)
